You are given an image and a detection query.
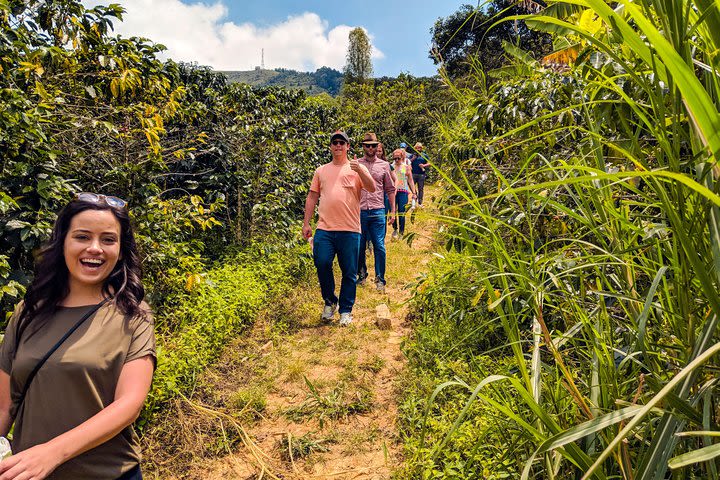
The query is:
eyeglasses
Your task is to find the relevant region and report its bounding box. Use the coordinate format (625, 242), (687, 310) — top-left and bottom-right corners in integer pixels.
(331, 140), (347, 146)
(76, 192), (128, 209)
(362, 143), (378, 148)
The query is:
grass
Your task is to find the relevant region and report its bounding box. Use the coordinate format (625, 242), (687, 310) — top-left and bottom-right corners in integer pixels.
(285, 376), (374, 425)
(230, 385), (268, 419)
(360, 354), (386, 374)
(278, 432), (335, 462)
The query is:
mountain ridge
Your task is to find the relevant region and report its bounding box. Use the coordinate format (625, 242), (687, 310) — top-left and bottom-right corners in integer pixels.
(219, 67), (343, 96)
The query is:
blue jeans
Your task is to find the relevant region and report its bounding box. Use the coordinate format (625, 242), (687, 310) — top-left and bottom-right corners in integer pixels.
(393, 191), (409, 234)
(358, 209), (387, 284)
(313, 229), (361, 314)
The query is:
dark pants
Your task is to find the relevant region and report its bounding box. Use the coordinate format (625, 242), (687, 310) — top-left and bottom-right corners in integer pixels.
(413, 174), (426, 205)
(393, 191), (410, 234)
(117, 465), (142, 480)
(313, 229), (361, 314)
(358, 209), (387, 285)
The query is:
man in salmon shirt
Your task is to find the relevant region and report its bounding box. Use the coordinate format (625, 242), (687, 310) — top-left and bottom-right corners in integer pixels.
(303, 131), (376, 326)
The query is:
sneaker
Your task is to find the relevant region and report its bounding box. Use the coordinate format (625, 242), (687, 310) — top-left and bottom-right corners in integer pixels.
(375, 281), (386, 294)
(339, 312), (353, 326)
(321, 303), (338, 322)
(392, 230), (399, 239)
(358, 273), (368, 286)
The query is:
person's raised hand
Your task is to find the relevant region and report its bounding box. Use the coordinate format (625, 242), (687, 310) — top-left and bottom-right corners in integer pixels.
(350, 155), (361, 172)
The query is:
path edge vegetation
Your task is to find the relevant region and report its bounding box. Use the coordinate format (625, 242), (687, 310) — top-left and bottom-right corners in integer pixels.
(396, 1), (720, 479)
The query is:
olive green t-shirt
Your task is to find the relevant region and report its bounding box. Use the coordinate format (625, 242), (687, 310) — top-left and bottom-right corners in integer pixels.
(0, 301), (156, 479)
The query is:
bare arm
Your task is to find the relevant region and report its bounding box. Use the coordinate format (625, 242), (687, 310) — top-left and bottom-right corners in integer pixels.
(0, 371), (11, 437)
(303, 190), (320, 239)
(383, 170), (396, 215)
(356, 165), (376, 193)
(408, 174), (417, 197)
(0, 356), (154, 479)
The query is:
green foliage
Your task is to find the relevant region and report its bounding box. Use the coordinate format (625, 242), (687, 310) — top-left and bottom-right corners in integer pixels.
(405, 0), (720, 478)
(340, 74), (444, 155)
(430, 2), (552, 78)
(398, 256), (530, 479)
(0, 0), (340, 314)
(141, 244), (312, 425)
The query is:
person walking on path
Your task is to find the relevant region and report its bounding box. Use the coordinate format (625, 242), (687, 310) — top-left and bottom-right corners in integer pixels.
(376, 143), (396, 219)
(410, 142), (430, 207)
(392, 148), (417, 238)
(0, 193), (155, 480)
(303, 131), (376, 326)
(357, 133), (396, 294)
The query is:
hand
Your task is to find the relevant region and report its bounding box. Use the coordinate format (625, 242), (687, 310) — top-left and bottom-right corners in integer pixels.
(350, 155), (361, 172)
(387, 212), (395, 225)
(302, 224), (312, 239)
(0, 442), (62, 479)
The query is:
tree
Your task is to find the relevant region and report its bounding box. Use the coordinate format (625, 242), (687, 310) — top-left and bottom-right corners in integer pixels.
(430, 2), (552, 78)
(343, 27), (373, 84)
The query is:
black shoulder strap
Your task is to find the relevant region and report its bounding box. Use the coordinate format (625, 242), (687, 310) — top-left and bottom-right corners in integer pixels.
(14, 298), (109, 418)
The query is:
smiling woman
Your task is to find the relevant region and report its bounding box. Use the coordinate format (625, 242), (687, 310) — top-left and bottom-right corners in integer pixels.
(0, 195), (155, 480)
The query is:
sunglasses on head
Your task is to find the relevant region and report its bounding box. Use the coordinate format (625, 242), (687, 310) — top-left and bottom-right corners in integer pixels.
(331, 140), (347, 146)
(76, 192), (128, 209)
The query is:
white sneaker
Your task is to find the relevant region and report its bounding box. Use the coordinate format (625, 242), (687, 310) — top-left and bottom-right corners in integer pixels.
(321, 303), (338, 322)
(339, 312), (353, 326)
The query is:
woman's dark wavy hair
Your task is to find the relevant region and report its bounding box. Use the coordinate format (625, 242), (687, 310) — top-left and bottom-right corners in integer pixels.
(17, 199), (145, 332)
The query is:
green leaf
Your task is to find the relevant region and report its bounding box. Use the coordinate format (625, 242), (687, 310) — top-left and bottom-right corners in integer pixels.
(668, 443), (720, 470)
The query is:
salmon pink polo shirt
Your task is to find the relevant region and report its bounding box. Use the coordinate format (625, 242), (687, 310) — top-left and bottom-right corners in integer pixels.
(310, 161), (364, 233)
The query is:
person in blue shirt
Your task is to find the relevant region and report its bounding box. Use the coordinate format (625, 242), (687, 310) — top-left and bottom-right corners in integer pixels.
(409, 142), (430, 207)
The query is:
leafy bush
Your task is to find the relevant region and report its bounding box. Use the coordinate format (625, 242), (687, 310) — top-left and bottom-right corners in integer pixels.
(141, 244), (312, 424)
(399, 255), (529, 479)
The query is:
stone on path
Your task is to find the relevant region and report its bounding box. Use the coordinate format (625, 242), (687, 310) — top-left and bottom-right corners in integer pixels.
(375, 303), (392, 330)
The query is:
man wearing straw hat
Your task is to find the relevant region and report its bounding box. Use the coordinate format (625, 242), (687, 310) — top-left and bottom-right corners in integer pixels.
(357, 132), (395, 294)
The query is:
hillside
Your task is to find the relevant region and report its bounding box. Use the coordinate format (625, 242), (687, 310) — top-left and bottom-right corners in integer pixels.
(220, 67), (343, 96)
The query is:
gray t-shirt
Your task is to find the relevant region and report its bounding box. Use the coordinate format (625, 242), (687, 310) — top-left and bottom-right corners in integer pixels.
(0, 301), (156, 479)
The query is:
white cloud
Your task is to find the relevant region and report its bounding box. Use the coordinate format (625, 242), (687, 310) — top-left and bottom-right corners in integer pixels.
(87, 0), (383, 71)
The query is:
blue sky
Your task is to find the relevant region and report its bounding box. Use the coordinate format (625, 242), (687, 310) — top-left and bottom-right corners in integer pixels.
(93, 0), (471, 77)
(226, 1), (470, 76)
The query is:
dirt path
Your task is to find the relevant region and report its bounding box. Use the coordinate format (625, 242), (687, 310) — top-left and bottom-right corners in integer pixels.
(144, 187), (440, 480)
